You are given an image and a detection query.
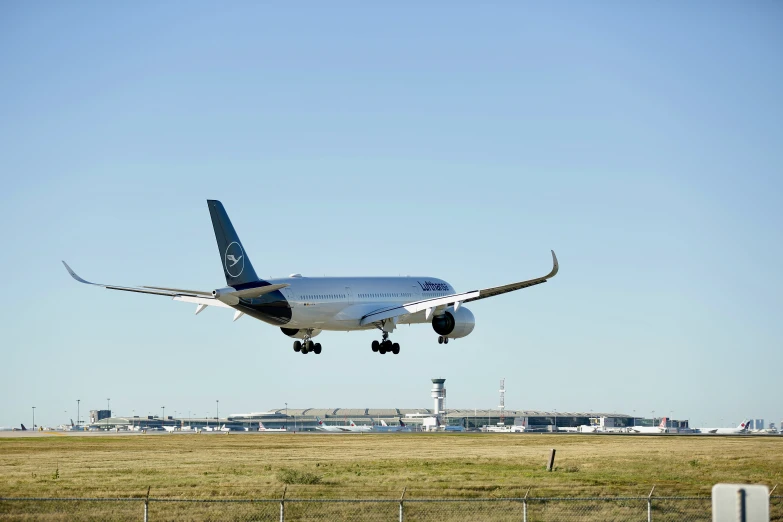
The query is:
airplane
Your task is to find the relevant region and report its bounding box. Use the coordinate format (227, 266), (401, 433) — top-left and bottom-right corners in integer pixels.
(258, 422), (286, 432)
(0, 424), (27, 432)
(65, 419), (85, 432)
(372, 419), (411, 433)
(695, 420), (751, 435)
(628, 417), (669, 434)
(200, 423), (236, 432)
(341, 420), (372, 432)
(63, 200), (558, 355)
(315, 417), (343, 432)
(218, 424), (245, 433)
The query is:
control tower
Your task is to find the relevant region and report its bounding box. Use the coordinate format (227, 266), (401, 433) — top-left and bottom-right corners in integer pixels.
(431, 378), (446, 423)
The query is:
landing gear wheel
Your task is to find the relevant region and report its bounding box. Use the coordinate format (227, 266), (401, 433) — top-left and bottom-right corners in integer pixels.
(443, 337), (449, 344)
(314, 343), (322, 354)
(383, 340), (392, 350)
(371, 340), (380, 352)
(301, 344), (309, 354)
(293, 341), (302, 352)
(392, 343), (400, 355)
(379, 345), (387, 354)
(438, 336), (444, 344)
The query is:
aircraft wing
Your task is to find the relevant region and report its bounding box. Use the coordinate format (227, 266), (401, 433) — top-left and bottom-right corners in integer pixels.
(359, 250), (558, 327)
(62, 261), (231, 311)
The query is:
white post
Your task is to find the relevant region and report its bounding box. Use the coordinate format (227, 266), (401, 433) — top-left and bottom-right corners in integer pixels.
(399, 487), (406, 522)
(647, 485), (655, 522)
(144, 486), (150, 522)
(280, 486), (286, 522)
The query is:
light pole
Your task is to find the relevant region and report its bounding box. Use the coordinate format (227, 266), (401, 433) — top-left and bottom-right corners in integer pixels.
(633, 410), (636, 427)
(285, 403), (288, 431)
(652, 410), (655, 427)
(216, 400), (219, 426)
(161, 406), (165, 427)
(107, 398), (111, 414)
(32, 406), (36, 432)
(77, 399), (80, 427)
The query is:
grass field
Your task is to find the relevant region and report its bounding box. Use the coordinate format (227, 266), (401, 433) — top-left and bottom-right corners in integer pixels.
(1, 433), (781, 500)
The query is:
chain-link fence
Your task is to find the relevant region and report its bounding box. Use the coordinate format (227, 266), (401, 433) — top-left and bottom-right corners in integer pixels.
(1, 495), (781, 520)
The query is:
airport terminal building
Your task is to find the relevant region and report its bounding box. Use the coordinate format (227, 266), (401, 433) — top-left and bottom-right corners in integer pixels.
(89, 376), (689, 432)
(92, 408), (689, 432)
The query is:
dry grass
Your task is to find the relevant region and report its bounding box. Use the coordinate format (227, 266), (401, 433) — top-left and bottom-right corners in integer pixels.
(1, 433), (781, 500)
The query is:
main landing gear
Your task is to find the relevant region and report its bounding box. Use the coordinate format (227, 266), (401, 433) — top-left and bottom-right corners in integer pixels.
(438, 336), (449, 344)
(293, 330), (322, 355)
(371, 332), (400, 355)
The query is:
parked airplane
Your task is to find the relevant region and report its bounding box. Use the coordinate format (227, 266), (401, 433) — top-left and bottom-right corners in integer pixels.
(0, 424), (27, 432)
(64, 200), (558, 355)
(695, 420), (751, 435)
(66, 419), (85, 432)
(342, 420), (373, 433)
(258, 422), (286, 432)
(315, 417), (343, 432)
(373, 419), (411, 433)
(628, 417), (669, 434)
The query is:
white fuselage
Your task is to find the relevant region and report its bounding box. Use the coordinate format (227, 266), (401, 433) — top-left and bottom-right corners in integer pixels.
(696, 427), (748, 435)
(271, 276), (455, 331)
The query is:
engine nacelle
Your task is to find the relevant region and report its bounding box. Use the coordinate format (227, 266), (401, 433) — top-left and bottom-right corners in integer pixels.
(431, 306), (475, 339)
(212, 287), (235, 298)
(280, 327), (322, 340)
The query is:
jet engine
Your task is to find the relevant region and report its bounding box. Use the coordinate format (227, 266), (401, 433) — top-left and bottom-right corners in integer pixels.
(280, 327), (322, 340)
(431, 306), (475, 339)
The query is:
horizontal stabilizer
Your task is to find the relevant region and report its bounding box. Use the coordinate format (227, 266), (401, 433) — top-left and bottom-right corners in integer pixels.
(173, 295), (231, 309)
(231, 284), (289, 299)
(213, 283), (289, 305)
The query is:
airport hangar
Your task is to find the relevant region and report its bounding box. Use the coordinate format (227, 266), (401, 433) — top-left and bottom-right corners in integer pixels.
(91, 408), (689, 432)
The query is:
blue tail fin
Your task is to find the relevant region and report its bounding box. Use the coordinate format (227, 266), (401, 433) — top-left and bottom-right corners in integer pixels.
(207, 200), (260, 287)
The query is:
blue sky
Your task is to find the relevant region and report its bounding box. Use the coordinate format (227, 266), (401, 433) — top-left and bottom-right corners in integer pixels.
(1, 2), (781, 429)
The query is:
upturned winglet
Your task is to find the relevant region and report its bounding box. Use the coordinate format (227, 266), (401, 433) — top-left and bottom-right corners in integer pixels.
(62, 261), (95, 285)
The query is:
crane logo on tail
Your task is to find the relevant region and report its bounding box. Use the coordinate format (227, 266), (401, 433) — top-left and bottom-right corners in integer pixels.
(224, 242), (245, 278)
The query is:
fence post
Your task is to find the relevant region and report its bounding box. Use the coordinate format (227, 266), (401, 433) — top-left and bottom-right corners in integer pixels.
(523, 486), (531, 522)
(280, 486), (286, 522)
(647, 485), (655, 522)
(399, 486), (406, 522)
(144, 486), (150, 522)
